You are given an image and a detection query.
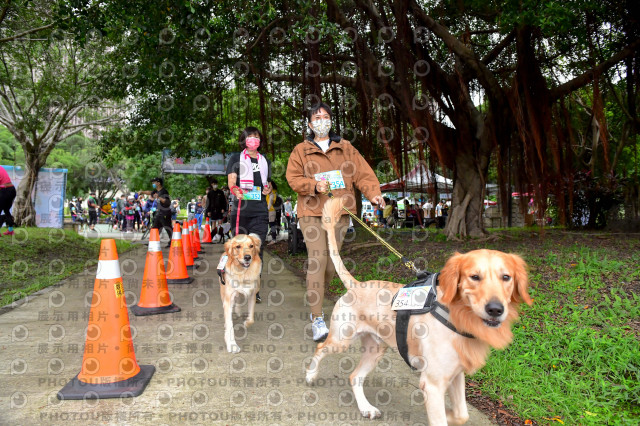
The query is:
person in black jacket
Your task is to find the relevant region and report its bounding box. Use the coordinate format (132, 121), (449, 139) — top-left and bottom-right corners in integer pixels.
(139, 177), (172, 247)
(206, 178), (227, 240)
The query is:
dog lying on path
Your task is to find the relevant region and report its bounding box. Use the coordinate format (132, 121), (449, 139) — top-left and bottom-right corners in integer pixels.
(218, 233), (262, 353)
(306, 197), (532, 425)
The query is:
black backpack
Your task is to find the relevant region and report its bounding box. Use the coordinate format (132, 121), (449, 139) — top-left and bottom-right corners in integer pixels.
(273, 195), (283, 210)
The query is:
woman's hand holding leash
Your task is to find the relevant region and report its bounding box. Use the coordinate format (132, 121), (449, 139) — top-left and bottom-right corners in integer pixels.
(372, 195), (385, 208)
(315, 180), (329, 194)
(230, 186), (243, 198)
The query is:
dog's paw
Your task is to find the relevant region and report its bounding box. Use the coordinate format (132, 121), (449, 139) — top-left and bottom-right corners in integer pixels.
(243, 319), (254, 328)
(360, 406), (382, 419)
(305, 370), (317, 385)
(446, 409), (470, 425)
(226, 343), (241, 353)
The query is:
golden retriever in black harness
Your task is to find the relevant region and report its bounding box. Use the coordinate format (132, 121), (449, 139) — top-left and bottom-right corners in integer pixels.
(307, 197), (532, 425)
(218, 233), (262, 353)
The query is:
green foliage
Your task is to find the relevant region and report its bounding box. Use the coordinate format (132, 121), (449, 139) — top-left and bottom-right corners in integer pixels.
(45, 135), (96, 197)
(0, 228), (134, 307)
(0, 126), (19, 164)
(475, 246), (640, 423)
(164, 174), (210, 203)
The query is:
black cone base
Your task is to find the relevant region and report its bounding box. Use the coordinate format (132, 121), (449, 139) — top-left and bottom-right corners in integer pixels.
(185, 263), (199, 270)
(131, 302), (181, 316)
(166, 277), (194, 284)
(57, 365), (155, 400)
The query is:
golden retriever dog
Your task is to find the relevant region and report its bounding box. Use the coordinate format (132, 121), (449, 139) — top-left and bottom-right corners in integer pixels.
(219, 233), (262, 353)
(306, 197), (532, 425)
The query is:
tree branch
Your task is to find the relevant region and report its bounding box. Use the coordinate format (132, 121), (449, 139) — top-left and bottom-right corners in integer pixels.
(408, 0), (504, 103)
(64, 113), (122, 130)
(0, 84), (17, 124)
(245, 16), (287, 52)
(264, 69), (357, 88)
(481, 29), (515, 64)
(550, 38), (640, 100)
(0, 23), (55, 44)
(0, 0), (11, 28)
(0, 51), (25, 118)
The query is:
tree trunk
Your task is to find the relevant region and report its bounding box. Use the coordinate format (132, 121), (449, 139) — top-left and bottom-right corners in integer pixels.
(445, 153), (487, 239)
(13, 153), (42, 227)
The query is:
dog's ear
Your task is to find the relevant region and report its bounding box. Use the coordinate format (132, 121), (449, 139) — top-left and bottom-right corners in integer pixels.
(248, 233), (262, 250)
(223, 238), (233, 256)
(439, 252), (462, 304)
(508, 254), (532, 306)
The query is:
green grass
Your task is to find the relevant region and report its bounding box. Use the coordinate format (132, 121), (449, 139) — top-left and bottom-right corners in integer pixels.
(313, 228), (640, 424)
(474, 245), (640, 424)
(0, 227), (134, 307)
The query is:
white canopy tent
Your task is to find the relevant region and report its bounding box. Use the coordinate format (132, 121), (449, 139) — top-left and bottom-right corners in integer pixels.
(379, 163), (452, 193)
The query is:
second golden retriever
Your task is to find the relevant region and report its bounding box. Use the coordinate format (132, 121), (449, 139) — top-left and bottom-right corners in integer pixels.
(306, 197), (533, 425)
(218, 233), (262, 353)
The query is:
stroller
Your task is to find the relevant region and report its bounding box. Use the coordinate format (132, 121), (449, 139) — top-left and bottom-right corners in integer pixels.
(123, 204), (135, 233)
(74, 213), (88, 232)
(287, 216), (306, 255)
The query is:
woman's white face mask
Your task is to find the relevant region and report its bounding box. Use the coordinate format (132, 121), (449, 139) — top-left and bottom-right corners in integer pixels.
(310, 118), (331, 138)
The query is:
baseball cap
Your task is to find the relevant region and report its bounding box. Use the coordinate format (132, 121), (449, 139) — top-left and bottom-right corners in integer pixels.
(151, 177), (164, 185)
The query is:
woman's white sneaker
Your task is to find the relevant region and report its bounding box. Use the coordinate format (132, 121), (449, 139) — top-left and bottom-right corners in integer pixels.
(311, 314), (329, 342)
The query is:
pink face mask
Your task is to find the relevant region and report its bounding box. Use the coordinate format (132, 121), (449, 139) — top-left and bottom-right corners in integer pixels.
(245, 137), (260, 150)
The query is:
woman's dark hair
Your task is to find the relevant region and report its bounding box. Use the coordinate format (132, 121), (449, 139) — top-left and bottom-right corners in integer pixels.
(307, 102), (333, 122)
(238, 126), (264, 151)
(269, 180), (278, 191)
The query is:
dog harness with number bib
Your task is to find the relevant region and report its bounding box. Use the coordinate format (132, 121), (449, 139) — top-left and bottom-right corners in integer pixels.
(217, 255), (228, 285)
(392, 272), (475, 370)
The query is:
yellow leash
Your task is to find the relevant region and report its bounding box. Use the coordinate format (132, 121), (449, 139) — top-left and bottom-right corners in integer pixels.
(325, 183), (420, 274)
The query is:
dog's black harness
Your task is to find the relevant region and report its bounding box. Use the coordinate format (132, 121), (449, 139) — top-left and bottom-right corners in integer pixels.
(393, 272), (475, 370)
(217, 255), (227, 285)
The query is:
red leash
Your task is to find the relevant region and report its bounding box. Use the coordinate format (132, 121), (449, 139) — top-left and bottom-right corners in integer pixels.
(236, 198), (241, 234)
(231, 186), (243, 234)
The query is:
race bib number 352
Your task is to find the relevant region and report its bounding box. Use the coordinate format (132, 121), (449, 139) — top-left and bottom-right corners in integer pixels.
(242, 186), (262, 200)
(314, 170), (346, 190)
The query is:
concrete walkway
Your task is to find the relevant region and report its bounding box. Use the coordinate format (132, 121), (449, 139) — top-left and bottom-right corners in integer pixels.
(0, 238), (495, 425)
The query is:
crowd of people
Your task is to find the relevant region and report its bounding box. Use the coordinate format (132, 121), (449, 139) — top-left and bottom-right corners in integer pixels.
(64, 175), (290, 246)
(365, 197), (451, 229)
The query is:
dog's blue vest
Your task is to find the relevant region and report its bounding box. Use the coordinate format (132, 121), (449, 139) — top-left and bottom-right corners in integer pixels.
(393, 272), (475, 370)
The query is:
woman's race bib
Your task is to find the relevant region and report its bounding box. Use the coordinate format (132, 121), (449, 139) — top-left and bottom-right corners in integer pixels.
(242, 186), (262, 201)
(314, 170), (346, 189)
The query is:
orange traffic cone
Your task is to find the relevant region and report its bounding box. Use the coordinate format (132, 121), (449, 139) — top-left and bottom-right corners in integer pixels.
(131, 229), (181, 316)
(193, 219), (204, 253)
(188, 220), (198, 258)
(57, 239), (154, 399)
(166, 223), (194, 284)
(189, 219), (201, 255)
(182, 221), (197, 266)
(202, 223), (212, 244)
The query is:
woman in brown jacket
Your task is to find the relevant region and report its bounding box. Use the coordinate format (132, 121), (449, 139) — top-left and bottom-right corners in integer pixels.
(286, 102), (385, 342)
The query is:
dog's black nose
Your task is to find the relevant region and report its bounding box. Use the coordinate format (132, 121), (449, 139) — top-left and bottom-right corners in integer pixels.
(244, 255), (252, 261)
(485, 301), (504, 317)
